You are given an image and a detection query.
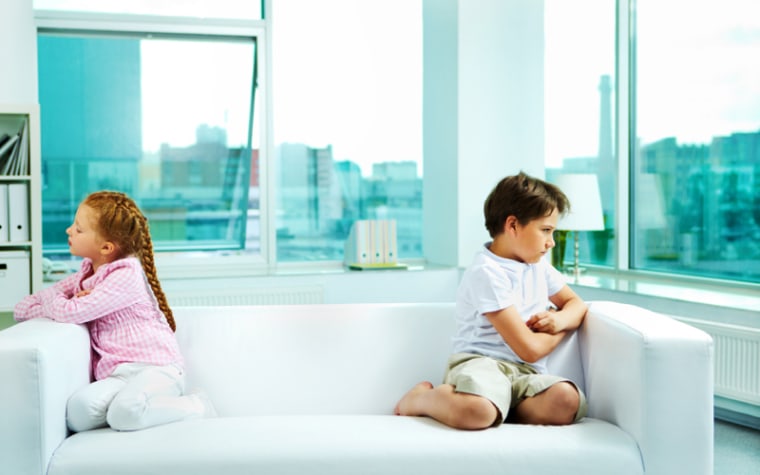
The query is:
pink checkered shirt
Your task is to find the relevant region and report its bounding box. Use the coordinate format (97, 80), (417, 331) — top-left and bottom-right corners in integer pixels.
(14, 257), (183, 380)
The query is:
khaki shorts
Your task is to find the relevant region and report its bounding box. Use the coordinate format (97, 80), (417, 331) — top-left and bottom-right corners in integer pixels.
(443, 352), (588, 426)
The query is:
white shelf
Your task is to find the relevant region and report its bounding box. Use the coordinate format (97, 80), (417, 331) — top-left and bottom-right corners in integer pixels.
(0, 104), (41, 312)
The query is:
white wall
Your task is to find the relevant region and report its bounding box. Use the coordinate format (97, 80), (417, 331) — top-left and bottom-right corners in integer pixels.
(162, 267), (461, 305)
(0, 0), (38, 103)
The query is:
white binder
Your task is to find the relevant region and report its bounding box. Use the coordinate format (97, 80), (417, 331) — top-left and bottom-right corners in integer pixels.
(0, 250), (30, 308)
(8, 183), (29, 242)
(344, 219), (405, 270)
(344, 219), (371, 265)
(384, 220), (398, 264)
(0, 184), (8, 242)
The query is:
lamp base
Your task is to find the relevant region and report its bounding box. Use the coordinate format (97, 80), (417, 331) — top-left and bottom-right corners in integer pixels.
(568, 231), (585, 282)
(564, 265), (589, 274)
(564, 265), (589, 282)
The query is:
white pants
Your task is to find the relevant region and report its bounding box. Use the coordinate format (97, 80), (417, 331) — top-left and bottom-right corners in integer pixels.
(67, 363), (206, 432)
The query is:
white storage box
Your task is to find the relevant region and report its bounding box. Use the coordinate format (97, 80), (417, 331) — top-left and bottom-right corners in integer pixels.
(0, 250), (30, 310)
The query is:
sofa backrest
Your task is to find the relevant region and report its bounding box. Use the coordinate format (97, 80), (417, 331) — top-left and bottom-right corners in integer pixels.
(173, 303), (584, 417)
(173, 303), (455, 416)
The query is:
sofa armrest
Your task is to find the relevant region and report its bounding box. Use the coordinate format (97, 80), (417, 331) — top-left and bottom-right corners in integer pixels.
(580, 301), (714, 475)
(0, 319), (90, 475)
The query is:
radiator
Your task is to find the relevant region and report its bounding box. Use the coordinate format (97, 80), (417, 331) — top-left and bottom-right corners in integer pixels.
(678, 317), (760, 406)
(168, 285), (325, 307)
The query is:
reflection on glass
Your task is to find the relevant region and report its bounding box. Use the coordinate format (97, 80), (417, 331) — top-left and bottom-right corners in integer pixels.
(544, 0), (616, 270)
(635, 0), (760, 283)
(38, 34), (257, 256)
(272, 0), (423, 262)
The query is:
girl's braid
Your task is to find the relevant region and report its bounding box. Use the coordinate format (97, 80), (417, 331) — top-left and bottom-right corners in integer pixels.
(136, 213), (176, 332)
(84, 191), (176, 332)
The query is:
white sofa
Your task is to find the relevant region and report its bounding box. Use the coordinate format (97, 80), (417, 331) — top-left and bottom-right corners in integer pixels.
(0, 301), (714, 475)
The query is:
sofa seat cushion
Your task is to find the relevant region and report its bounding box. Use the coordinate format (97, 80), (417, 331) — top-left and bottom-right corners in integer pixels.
(49, 415), (642, 475)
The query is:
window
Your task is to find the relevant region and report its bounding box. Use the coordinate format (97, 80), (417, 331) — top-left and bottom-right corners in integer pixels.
(271, 0), (423, 262)
(545, 0), (759, 286)
(544, 0), (617, 269)
(37, 2), (755, 285)
(37, 1), (424, 268)
(37, 29), (259, 257)
(633, 0), (760, 283)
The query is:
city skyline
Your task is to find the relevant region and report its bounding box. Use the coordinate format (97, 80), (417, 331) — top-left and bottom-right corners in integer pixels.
(544, 0), (760, 166)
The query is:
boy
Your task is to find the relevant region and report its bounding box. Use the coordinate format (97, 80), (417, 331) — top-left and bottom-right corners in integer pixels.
(395, 172), (588, 429)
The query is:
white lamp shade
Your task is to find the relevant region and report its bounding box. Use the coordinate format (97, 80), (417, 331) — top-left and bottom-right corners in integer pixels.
(553, 173), (605, 231)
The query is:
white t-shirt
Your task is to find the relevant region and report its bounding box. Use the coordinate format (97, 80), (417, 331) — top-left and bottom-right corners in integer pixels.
(453, 242), (567, 374)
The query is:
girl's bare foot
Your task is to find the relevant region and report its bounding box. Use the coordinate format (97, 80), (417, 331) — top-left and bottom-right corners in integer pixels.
(394, 381), (434, 415)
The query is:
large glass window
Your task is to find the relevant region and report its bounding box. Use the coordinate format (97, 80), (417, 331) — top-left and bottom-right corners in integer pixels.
(633, 0), (760, 283)
(544, 0), (617, 270)
(36, 2), (757, 284)
(37, 31), (258, 257)
(271, 0), (423, 262)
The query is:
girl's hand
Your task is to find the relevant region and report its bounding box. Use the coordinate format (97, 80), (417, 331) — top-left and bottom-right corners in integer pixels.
(75, 289), (91, 298)
(526, 308), (564, 334)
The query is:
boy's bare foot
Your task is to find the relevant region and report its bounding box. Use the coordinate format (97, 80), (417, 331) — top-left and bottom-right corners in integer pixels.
(394, 381), (434, 415)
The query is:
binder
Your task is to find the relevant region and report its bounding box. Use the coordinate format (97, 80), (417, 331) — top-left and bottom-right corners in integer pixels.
(352, 220), (372, 265)
(8, 140), (21, 176)
(8, 183), (29, 242)
(370, 219), (384, 264)
(0, 184), (8, 242)
(385, 220), (398, 264)
(0, 250), (31, 308)
(0, 134), (10, 173)
(0, 134), (19, 175)
(344, 219), (406, 270)
(14, 119), (29, 176)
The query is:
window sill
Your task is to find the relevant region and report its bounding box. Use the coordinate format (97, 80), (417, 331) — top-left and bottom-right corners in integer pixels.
(154, 253), (435, 281)
(46, 253), (758, 324)
(567, 268), (760, 326)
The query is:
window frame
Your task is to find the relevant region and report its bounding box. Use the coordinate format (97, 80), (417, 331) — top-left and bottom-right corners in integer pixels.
(31, 3), (760, 296)
(621, 0), (760, 290)
(617, 0), (632, 272)
(600, 0), (760, 295)
(540, 0), (759, 300)
(34, 9), (275, 278)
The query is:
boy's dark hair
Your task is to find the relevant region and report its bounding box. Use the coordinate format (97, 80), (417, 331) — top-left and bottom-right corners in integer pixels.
(484, 171), (570, 238)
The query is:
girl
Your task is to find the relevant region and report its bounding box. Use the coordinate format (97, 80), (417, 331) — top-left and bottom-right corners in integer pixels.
(14, 191), (215, 432)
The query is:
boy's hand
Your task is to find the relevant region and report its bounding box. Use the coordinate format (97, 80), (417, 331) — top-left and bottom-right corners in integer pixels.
(526, 308), (564, 334)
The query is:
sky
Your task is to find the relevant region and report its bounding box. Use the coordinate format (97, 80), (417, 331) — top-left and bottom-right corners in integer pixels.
(140, 40), (255, 152)
(545, 0), (760, 166)
(41, 0), (760, 173)
(544, 0), (616, 167)
(273, 0), (760, 173)
(270, 0), (422, 177)
(634, 0), (760, 145)
(134, 0), (424, 177)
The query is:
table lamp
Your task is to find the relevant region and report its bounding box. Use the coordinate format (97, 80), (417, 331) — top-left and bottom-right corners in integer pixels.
(552, 174), (605, 280)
